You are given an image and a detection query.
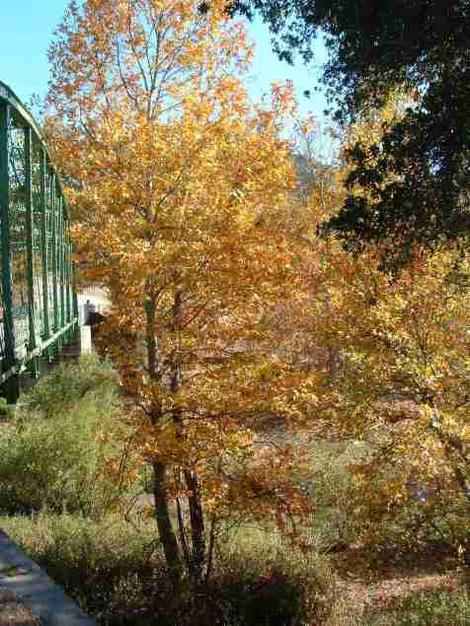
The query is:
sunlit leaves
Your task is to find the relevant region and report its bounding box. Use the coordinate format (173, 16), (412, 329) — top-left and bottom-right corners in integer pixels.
(46, 0), (317, 558)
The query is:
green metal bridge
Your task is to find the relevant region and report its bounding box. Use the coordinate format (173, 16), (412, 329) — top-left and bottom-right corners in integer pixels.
(0, 81), (78, 403)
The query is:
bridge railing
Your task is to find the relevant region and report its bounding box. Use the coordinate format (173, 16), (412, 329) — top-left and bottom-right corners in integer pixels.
(0, 81), (78, 402)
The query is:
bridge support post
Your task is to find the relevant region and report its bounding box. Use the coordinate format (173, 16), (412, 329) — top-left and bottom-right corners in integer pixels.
(65, 228), (73, 341)
(40, 148), (52, 363)
(58, 196), (65, 351)
(0, 102), (19, 403)
(24, 126), (39, 379)
(51, 173), (60, 358)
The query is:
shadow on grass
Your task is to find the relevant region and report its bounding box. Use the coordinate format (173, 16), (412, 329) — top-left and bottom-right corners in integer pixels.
(0, 514), (328, 626)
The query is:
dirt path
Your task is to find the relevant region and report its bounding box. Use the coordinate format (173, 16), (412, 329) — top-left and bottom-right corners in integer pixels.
(336, 570), (464, 615)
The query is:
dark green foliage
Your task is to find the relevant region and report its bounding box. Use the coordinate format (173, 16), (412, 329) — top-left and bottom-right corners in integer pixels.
(0, 397), (15, 420)
(233, 0), (470, 254)
(212, 568), (307, 625)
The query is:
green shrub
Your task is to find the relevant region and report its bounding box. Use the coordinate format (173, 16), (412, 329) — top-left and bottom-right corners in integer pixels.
(0, 397), (15, 421)
(0, 355), (130, 517)
(22, 354), (119, 418)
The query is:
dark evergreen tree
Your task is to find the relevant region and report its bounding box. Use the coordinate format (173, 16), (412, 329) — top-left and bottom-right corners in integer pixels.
(232, 0), (470, 255)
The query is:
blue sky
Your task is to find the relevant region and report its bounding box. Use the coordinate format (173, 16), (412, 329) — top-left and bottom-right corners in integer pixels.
(0, 0), (328, 118)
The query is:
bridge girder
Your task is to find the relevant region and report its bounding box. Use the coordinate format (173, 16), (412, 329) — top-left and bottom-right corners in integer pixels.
(0, 81), (78, 402)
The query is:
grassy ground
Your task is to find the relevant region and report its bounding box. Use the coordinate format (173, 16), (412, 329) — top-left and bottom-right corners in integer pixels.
(1, 512), (467, 625)
(0, 356), (468, 624)
(0, 513), (333, 625)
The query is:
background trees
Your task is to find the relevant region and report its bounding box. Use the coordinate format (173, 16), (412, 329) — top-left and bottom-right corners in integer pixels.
(313, 247), (469, 557)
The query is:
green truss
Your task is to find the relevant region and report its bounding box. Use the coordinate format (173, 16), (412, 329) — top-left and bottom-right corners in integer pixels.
(0, 81), (78, 402)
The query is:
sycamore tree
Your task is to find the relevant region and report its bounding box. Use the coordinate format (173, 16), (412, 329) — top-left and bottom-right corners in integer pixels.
(46, 0), (316, 584)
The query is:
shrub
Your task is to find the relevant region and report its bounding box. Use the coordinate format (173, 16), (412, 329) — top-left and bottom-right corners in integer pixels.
(0, 355), (131, 517)
(0, 513), (334, 625)
(23, 354), (119, 418)
(0, 397), (15, 421)
(0, 513), (163, 623)
(212, 524), (334, 625)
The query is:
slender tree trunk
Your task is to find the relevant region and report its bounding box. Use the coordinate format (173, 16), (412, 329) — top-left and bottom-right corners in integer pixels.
(205, 514), (217, 583)
(146, 295), (181, 580)
(170, 289), (206, 583)
(183, 468), (206, 583)
(153, 460), (181, 580)
(176, 493), (192, 571)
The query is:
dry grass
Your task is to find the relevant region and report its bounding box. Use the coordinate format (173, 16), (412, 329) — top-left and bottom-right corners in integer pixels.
(0, 591), (40, 626)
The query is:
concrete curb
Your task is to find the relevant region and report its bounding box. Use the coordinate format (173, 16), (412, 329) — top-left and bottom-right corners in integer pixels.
(0, 530), (96, 625)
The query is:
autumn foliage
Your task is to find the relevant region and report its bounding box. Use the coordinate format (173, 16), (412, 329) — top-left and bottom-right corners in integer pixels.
(45, 0), (469, 592)
(46, 0), (318, 583)
(313, 248), (469, 553)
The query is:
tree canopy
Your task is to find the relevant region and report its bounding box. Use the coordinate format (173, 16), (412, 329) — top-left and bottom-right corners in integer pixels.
(234, 0), (470, 256)
(46, 0), (316, 584)
(43, 0), (470, 595)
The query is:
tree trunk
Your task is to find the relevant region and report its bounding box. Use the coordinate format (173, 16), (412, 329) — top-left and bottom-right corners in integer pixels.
(146, 295), (181, 580)
(153, 460), (182, 581)
(170, 289), (206, 583)
(184, 468), (206, 584)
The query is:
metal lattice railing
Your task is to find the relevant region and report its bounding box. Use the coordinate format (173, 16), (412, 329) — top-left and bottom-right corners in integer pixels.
(0, 81), (78, 402)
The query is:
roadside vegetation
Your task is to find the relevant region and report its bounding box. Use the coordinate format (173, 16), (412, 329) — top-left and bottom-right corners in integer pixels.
(0, 356), (467, 624)
(0, 356), (126, 518)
